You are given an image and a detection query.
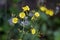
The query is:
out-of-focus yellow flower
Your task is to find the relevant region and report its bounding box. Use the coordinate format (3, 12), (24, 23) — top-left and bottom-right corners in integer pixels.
(40, 6), (47, 12)
(45, 9), (54, 16)
(19, 12), (26, 19)
(31, 28), (36, 35)
(45, 9), (50, 15)
(12, 17), (18, 24)
(22, 5), (30, 11)
(34, 12), (40, 17)
(49, 10), (54, 16)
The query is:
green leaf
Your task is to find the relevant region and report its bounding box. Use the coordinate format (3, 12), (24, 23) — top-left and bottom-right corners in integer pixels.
(41, 23), (47, 34)
(23, 33), (32, 40)
(39, 11), (49, 21)
(54, 29), (60, 40)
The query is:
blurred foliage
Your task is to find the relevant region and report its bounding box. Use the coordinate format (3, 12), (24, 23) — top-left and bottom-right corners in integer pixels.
(0, 0), (60, 40)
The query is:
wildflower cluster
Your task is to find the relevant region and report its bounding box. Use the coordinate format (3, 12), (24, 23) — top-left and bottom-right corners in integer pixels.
(8, 5), (55, 40)
(8, 5), (41, 35)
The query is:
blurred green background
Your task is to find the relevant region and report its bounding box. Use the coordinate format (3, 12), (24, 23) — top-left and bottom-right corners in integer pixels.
(0, 0), (60, 40)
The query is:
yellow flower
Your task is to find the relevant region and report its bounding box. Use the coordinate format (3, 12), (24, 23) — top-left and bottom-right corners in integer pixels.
(22, 5), (30, 11)
(49, 10), (54, 16)
(45, 9), (54, 16)
(12, 17), (18, 24)
(34, 12), (40, 17)
(31, 28), (36, 35)
(40, 6), (47, 12)
(45, 9), (50, 15)
(19, 12), (26, 19)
